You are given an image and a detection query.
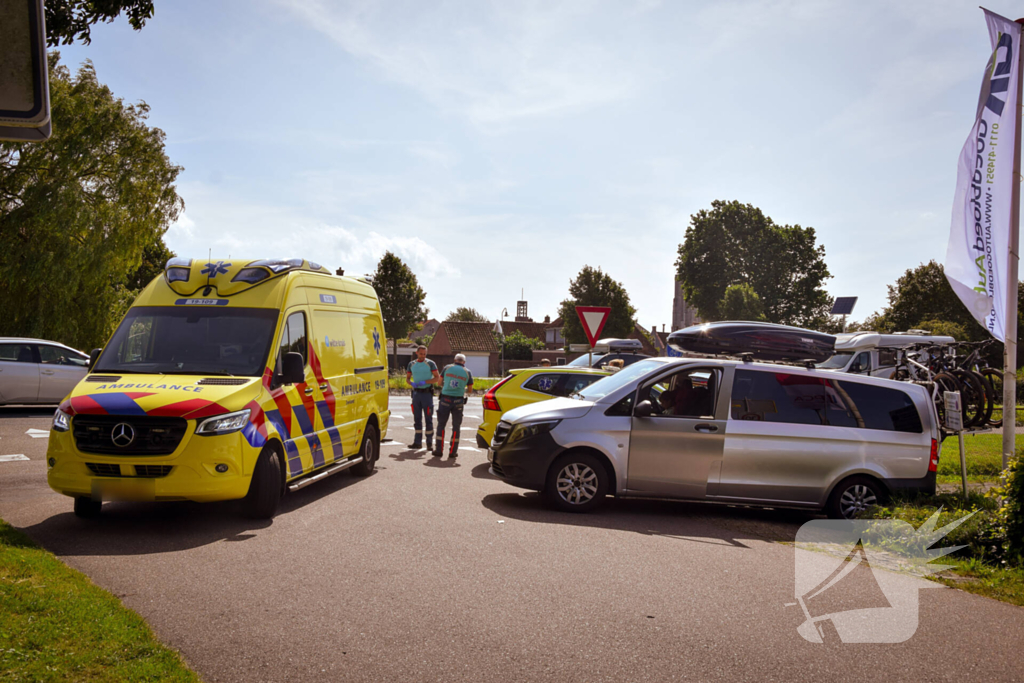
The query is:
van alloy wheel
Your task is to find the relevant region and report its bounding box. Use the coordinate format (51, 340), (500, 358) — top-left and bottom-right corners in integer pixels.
(556, 463), (598, 505)
(839, 484), (877, 518)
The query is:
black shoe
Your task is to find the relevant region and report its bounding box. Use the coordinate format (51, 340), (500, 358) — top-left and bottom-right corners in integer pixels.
(432, 450), (442, 457)
(409, 443), (422, 450)
(449, 454), (457, 460)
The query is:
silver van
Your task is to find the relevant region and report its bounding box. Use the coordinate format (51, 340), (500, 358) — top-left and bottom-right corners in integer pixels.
(487, 357), (940, 519)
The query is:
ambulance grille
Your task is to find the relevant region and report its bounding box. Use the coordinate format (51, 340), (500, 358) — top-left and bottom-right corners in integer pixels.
(133, 465), (174, 478)
(197, 378), (249, 385)
(86, 463), (122, 477)
(73, 416), (187, 456)
(85, 375), (121, 382)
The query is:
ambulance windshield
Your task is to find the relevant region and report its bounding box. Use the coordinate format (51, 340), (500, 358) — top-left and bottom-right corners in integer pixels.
(95, 306), (280, 376)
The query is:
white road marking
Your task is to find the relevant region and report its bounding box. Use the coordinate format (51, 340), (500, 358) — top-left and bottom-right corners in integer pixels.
(458, 447), (481, 452)
(390, 415), (405, 419)
(0, 454), (29, 462)
(26, 429), (49, 439)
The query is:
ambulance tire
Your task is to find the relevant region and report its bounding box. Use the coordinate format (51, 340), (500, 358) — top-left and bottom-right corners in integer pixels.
(351, 425), (379, 477)
(244, 445), (282, 519)
(74, 497), (102, 519)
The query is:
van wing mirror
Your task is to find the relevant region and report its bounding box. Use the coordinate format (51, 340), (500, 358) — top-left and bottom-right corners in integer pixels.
(634, 400), (653, 418)
(88, 348), (102, 370)
(280, 352), (305, 385)
(849, 362), (863, 373)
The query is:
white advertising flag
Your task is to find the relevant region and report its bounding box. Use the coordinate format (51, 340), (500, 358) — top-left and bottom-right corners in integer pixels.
(945, 10), (1021, 342)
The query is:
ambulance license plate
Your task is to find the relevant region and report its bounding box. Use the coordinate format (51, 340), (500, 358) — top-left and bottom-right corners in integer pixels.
(91, 478), (156, 501)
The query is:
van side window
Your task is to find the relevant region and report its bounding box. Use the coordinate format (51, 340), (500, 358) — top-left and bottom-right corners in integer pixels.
(836, 381), (923, 433)
(279, 311), (308, 367)
(730, 369), (853, 426)
(877, 348), (896, 368)
(640, 368), (718, 418)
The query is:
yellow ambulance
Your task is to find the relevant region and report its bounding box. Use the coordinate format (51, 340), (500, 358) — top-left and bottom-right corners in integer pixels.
(46, 258), (390, 519)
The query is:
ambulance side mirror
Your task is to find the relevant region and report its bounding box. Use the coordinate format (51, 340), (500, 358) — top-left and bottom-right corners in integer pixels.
(88, 348), (102, 370)
(280, 352), (305, 386)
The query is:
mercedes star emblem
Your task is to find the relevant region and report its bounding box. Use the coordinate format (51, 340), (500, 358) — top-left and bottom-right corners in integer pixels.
(111, 422), (135, 448)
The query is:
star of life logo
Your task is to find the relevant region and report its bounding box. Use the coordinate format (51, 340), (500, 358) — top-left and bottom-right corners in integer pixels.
(791, 510), (975, 644)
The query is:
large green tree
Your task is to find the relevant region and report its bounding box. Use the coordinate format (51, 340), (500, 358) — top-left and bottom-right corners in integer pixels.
(557, 266), (637, 345)
(46, 1), (155, 46)
(863, 260), (1024, 366)
(446, 306), (487, 322)
(719, 283), (765, 322)
(675, 200), (832, 327)
(0, 55), (183, 350)
(370, 251), (428, 370)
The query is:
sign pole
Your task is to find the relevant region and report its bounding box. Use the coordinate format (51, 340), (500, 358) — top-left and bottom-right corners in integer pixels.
(1003, 18), (1024, 470)
(959, 431), (969, 502)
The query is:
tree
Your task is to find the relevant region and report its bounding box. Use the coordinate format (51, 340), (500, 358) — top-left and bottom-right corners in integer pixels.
(719, 283), (765, 321)
(370, 251), (428, 371)
(446, 307), (487, 322)
(556, 266), (637, 345)
(46, 1), (155, 46)
(0, 55), (183, 351)
(862, 261), (1024, 366)
(675, 200), (832, 327)
(498, 330), (544, 361)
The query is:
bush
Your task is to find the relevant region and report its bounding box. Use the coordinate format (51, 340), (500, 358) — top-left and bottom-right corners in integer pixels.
(499, 330), (544, 361)
(993, 454), (1024, 563)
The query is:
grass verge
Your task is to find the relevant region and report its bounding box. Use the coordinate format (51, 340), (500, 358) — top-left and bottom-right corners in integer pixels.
(861, 490), (1024, 607)
(0, 518), (199, 682)
(936, 433), (1021, 484)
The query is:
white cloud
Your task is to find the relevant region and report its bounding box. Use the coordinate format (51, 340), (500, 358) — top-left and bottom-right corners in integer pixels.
(276, 0), (657, 129)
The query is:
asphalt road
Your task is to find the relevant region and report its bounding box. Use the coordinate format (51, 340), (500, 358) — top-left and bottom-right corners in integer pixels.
(1, 397), (1023, 682)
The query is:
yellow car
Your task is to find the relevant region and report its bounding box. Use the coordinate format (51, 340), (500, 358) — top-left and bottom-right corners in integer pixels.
(476, 366), (610, 447)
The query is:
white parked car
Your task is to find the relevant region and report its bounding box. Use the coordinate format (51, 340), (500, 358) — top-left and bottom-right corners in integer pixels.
(0, 337), (90, 406)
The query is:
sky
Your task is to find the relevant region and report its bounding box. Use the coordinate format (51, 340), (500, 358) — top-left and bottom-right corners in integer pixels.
(57, 0), (1024, 331)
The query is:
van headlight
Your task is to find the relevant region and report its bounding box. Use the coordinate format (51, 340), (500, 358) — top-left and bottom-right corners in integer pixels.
(507, 420), (560, 445)
(52, 408), (71, 433)
(196, 409), (251, 436)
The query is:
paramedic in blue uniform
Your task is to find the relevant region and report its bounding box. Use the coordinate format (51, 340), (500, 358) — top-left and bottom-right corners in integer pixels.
(434, 353), (474, 459)
(406, 345), (440, 449)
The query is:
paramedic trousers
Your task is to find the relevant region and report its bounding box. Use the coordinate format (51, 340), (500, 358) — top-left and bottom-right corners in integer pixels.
(411, 390), (433, 447)
(435, 395), (465, 457)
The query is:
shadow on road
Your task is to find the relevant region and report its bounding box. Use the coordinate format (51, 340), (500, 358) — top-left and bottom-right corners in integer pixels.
(470, 462), (498, 480)
(19, 468), (369, 556)
(0, 406), (56, 419)
(480, 492), (815, 546)
(388, 448), (429, 462)
(423, 456), (461, 469)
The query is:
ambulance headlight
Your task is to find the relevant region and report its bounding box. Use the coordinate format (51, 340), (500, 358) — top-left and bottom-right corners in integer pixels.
(196, 409), (251, 436)
(52, 408), (71, 433)
(506, 420), (560, 445)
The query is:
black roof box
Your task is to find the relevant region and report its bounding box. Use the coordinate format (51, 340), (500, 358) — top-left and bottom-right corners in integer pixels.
(667, 321), (836, 363)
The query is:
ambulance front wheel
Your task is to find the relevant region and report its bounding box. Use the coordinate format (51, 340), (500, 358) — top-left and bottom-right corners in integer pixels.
(74, 497), (102, 519)
(244, 445), (283, 519)
(351, 425), (379, 477)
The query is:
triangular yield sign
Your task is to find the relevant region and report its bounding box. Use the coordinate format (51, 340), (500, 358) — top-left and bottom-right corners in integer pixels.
(575, 306), (611, 347)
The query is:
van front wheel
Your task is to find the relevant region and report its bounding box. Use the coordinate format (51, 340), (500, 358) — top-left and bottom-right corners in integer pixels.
(244, 445), (282, 519)
(351, 425), (378, 477)
(542, 452), (609, 513)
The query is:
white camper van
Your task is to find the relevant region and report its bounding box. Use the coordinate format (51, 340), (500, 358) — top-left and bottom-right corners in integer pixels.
(817, 331), (955, 379)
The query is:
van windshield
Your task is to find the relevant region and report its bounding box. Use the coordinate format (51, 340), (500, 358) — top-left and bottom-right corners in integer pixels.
(95, 306), (280, 376)
(574, 359), (663, 401)
(816, 352), (854, 370)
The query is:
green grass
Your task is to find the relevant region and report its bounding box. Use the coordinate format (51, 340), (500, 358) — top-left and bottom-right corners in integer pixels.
(932, 557), (1024, 606)
(388, 376), (502, 392)
(988, 405), (1024, 427)
(936, 433), (1021, 484)
(0, 519), (199, 682)
(859, 494), (1024, 607)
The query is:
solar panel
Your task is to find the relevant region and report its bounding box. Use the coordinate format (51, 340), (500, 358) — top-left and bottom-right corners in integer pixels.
(831, 297), (858, 316)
